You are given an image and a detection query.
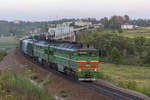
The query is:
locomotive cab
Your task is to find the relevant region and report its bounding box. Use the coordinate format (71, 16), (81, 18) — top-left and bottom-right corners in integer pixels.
(76, 49), (99, 81)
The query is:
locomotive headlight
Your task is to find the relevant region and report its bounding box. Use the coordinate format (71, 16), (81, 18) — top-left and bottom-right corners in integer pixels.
(95, 68), (98, 71)
(78, 69), (81, 71)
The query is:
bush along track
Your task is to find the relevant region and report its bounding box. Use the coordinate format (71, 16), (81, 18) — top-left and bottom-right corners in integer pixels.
(0, 72), (54, 100)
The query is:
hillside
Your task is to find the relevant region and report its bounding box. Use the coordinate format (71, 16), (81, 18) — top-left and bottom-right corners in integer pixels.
(0, 49), (112, 100)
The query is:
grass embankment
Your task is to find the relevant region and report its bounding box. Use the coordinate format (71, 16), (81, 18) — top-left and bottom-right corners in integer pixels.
(0, 73), (53, 100)
(98, 63), (150, 96)
(0, 36), (18, 49)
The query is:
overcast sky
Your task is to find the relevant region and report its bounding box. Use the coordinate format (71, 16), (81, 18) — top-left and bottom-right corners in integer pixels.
(0, 0), (149, 21)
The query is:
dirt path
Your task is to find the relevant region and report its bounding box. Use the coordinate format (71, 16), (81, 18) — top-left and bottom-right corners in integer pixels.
(0, 48), (112, 100)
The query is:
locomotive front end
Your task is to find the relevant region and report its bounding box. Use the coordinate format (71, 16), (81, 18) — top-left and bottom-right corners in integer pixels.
(76, 49), (99, 81)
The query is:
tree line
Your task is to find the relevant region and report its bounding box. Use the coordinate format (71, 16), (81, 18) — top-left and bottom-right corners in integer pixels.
(100, 15), (130, 30)
(77, 31), (150, 66)
(0, 16), (150, 36)
(130, 19), (150, 27)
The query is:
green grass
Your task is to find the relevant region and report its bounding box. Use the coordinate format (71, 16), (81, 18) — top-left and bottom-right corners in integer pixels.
(0, 51), (7, 61)
(31, 74), (38, 80)
(120, 27), (150, 38)
(24, 70), (31, 74)
(99, 63), (150, 96)
(0, 72), (53, 100)
(43, 79), (51, 86)
(59, 88), (68, 98)
(38, 79), (44, 83)
(0, 36), (18, 49)
(99, 63), (150, 87)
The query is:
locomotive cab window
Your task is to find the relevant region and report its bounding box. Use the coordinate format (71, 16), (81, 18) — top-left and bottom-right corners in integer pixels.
(78, 51), (87, 57)
(89, 51), (97, 57)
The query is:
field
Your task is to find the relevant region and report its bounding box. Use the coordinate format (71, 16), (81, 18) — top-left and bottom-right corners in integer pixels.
(79, 27), (150, 38)
(99, 63), (150, 96)
(0, 36), (18, 49)
(121, 27), (150, 38)
(99, 63), (150, 88)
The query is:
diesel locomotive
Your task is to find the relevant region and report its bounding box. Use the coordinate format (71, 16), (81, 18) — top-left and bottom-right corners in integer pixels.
(19, 34), (99, 81)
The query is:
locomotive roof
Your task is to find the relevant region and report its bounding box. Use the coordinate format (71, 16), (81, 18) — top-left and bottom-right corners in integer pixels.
(24, 39), (97, 52)
(35, 40), (82, 52)
(34, 41), (49, 47)
(50, 42), (81, 52)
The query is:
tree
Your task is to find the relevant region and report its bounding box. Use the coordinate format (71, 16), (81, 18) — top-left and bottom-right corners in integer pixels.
(100, 17), (109, 28)
(124, 15), (130, 24)
(111, 47), (121, 64)
(134, 37), (146, 58)
(109, 15), (123, 30)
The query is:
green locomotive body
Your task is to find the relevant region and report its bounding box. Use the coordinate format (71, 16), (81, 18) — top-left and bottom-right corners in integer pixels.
(22, 39), (34, 57)
(21, 38), (99, 81)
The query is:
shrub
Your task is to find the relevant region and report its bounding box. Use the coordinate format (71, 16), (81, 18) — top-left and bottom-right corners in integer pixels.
(39, 79), (44, 83)
(118, 80), (150, 97)
(29, 67), (36, 72)
(59, 88), (68, 98)
(121, 55), (144, 66)
(30, 74), (38, 80)
(43, 79), (51, 86)
(0, 51), (7, 61)
(59, 88), (65, 94)
(0, 51), (7, 57)
(111, 47), (121, 64)
(141, 87), (150, 97)
(24, 70), (31, 74)
(98, 71), (112, 82)
(118, 80), (138, 91)
(61, 93), (68, 97)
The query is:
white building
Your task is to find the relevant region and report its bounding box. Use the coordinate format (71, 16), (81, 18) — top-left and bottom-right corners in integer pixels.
(93, 23), (103, 28)
(48, 24), (74, 40)
(13, 20), (21, 24)
(75, 20), (92, 26)
(121, 25), (138, 30)
(63, 22), (72, 26)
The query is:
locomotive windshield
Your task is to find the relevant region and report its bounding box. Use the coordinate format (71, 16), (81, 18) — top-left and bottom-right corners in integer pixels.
(78, 51), (87, 57)
(89, 51), (98, 57)
(78, 50), (98, 57)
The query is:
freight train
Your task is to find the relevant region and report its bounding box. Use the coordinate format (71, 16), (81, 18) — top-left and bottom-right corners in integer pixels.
(19, 34), (99, 81)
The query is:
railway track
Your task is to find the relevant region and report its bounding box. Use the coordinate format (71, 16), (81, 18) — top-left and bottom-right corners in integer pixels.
(19, 51), (150, 100)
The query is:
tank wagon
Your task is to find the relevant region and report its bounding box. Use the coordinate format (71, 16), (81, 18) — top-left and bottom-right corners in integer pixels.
(20, 36), (99, 81)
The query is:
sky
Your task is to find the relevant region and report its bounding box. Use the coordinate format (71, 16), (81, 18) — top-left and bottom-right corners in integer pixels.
(0, 0), (149, 21)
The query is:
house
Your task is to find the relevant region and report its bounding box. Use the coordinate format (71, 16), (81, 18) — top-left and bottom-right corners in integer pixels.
(121, 25), (138, 30)
(13, 20), (21, 24)
(93, 23), (103, 28)
(63, 22), (72, 26)
(48, 24), (74, 40)
(75, 19), (92, 26)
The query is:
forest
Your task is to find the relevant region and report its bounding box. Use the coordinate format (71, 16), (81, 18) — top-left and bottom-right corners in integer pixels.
(77, 29), (150, 66)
